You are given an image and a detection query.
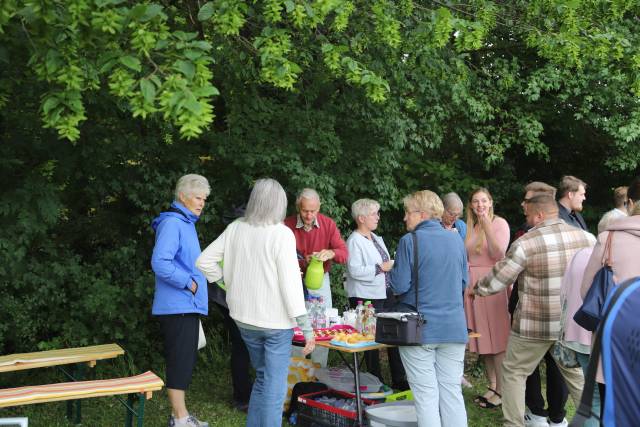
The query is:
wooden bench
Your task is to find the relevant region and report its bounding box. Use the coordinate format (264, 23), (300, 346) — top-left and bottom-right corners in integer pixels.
(0, 371), (164, 427)
(0, 344), (163, 426)
(0, 343), (125, 373)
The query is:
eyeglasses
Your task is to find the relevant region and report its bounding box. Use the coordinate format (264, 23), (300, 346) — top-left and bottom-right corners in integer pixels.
(444, 209), (461, 218)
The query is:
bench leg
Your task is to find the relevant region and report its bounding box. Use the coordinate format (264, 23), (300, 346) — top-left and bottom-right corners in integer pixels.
(123, 393), (146, 427)
(63, 363), (86, 425)
(125, 394), (134, 427)
(136, 393), (146, 427)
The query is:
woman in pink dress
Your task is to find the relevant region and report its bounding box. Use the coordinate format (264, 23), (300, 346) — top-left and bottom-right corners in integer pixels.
(464, 187), (511, 409)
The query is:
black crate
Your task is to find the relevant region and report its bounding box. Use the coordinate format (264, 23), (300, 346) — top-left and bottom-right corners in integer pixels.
(297, 389), (375, 427)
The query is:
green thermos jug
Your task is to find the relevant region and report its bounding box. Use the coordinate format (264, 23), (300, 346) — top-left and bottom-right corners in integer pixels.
(304, 257), (324, 290)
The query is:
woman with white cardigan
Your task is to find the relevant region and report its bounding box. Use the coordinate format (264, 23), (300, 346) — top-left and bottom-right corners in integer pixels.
(345, 198), (408, 389)
(196, 178), (315, 427)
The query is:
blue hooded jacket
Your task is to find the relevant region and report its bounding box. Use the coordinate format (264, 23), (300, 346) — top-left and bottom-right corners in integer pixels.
(151, 201), (208, 315)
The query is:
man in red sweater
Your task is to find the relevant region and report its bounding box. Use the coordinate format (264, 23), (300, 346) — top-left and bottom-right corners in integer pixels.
(284, 188), (348, 366)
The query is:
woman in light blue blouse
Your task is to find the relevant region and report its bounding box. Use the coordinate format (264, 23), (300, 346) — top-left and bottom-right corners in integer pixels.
(345, 198), (407, 390)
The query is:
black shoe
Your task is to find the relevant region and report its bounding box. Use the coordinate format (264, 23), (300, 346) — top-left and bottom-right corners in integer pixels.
(391, 380), (410, 391)
(232, 400), (249, 413)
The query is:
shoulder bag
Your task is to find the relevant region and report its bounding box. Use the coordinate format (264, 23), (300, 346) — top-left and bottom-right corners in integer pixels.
(375, 231), (426, 345)
(573, 232), (616, 332)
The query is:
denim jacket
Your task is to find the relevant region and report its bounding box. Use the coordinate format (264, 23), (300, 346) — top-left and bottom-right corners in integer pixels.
(389, 220), (468, 344)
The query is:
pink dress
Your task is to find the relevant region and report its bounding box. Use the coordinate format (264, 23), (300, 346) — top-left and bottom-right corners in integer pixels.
(464, 216), (511, 354)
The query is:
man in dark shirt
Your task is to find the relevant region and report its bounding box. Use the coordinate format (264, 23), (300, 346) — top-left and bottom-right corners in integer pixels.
(557, 175), (588, 231)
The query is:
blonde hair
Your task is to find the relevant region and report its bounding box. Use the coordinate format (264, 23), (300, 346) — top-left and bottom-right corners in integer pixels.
(403, 190), (444, 220)
(465, 187), (495, 254)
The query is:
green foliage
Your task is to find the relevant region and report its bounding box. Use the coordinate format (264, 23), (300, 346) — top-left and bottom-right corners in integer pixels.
(2, 1), (218, 140)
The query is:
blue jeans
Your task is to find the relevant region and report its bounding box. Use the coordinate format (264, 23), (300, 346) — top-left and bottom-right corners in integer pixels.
(239, 326), (293, 427)
(576, 352), (601, 427)
(399, 343), (467, 427)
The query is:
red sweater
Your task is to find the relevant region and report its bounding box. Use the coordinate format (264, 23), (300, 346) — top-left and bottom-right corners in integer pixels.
(284, 213), (348, 274)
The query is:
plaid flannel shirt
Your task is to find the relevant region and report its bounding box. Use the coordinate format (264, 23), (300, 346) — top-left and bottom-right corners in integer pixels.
(475, 218), (596, 340)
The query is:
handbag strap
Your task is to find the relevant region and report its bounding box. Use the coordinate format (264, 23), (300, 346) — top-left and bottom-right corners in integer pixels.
(602, 231), (614, 267)
(410, 231), (422, 321)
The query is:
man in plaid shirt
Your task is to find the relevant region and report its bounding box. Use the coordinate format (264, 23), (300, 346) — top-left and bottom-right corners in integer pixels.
(473, 194), (596, 427)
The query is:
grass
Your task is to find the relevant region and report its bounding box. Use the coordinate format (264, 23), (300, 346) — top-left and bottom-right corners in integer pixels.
(0, 350), (575, 426)
(462, 358), (576, 427)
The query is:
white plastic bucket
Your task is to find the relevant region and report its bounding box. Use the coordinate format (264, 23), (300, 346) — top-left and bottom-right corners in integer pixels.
(365, 401), (417, 427)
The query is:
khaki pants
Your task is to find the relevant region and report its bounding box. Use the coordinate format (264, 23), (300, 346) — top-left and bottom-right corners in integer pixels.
(501, 333), (584, 427)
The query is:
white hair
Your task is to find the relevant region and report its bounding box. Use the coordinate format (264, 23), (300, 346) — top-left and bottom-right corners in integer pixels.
(174, 174), (210, 200)
(296, 188), (321, 207)
(351, 199), (380, 221)
(244, 178), (288, 226)
(442, 192), (463, 211)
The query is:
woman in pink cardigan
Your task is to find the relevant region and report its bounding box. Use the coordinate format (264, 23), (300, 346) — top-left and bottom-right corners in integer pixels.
(560, 247), (598, 427)
(580, 176), (640, 420)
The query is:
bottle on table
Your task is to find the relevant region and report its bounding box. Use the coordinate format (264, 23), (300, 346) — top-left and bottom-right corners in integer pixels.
(355, 300), (365, 333)
(308, 296), (318, 329)
(317, 296), (327, 329)
(364, 304), (376, 336)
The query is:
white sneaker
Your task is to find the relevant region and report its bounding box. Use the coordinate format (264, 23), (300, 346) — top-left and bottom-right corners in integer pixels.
(548, 419), (568, 427)
(168, 415), (210, 427)
(524, 409), (549, 427)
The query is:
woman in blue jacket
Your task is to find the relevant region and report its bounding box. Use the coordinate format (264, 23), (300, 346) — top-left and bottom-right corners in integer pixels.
(151, 174), (210, 427)
(389, 190), (469, 427)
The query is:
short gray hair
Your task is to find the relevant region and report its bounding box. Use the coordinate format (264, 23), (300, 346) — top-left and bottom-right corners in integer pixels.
(441, 192), (463, 212)
(296, 188), (321, 207)
(351, 199), (380, 221)
(245, 178), (288, 226)
(174, 174), (210, 200)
